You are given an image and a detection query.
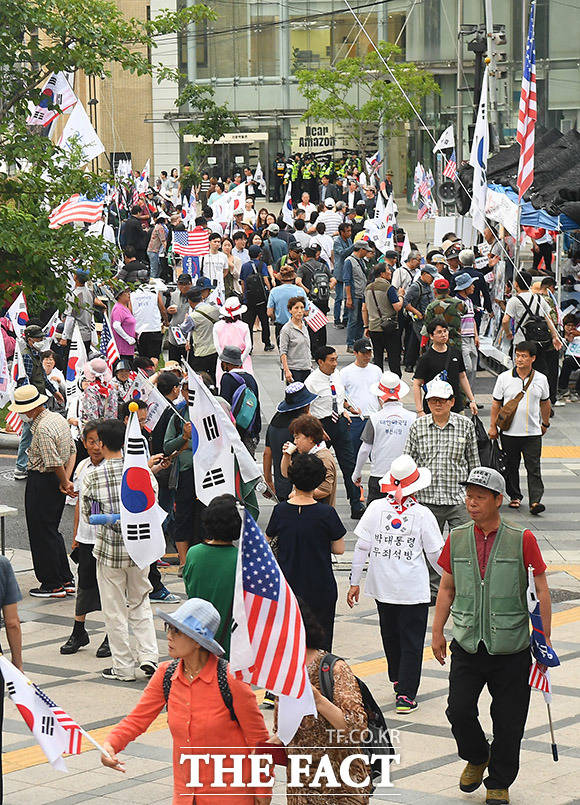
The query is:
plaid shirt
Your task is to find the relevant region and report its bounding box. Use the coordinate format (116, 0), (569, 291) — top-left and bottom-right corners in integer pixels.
(28, 409), (75, 473)
(81, 458), (133, 568)
(404, 412), (480, 506)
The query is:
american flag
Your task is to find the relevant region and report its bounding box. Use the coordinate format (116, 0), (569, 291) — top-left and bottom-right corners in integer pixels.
(99, 313), (120, 371)
(516, 1), (537, 199)
(417, 201), (429, 221)
(231, 511), (308, 699)
(48, 192), (105, 229)
(173, 229), (210, 257)
(305, 303), (328, 332)
(529, 662), (551, 699)
(6, 410), (22, 435)
(418, 176), (430, 199)
(443, 149), (457, 181)
(33, 686), (84, 754)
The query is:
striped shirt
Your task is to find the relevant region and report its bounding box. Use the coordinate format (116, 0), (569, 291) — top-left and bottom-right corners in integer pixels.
(28, 409), (75, 473)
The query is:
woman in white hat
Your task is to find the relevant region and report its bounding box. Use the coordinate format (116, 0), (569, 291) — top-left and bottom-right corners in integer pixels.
(213, 296), (252, 386)
(348, 454), (444, 714)
(102, 598), (272, 804)
(352, 371), (416, 503)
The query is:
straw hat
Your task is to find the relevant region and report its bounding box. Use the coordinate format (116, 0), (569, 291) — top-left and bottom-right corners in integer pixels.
(8, 384), (48, 413)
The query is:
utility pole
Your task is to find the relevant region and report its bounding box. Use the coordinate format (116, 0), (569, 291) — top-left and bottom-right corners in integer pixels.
(456, 0), (464, 166)
(484, 0), (500, 151)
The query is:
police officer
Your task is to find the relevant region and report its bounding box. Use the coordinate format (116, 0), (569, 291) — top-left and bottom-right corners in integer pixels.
(432, 467), (552, 805)
(273, 152), (286, 202)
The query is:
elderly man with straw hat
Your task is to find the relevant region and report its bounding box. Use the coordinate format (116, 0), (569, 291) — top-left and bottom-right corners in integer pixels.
(348, 454), (444, 714)
(352, 370), (416, 504)
(10, 384), (76, 599)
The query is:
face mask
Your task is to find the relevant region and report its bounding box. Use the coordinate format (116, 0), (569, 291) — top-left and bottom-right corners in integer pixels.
(32, 339), (49, 353)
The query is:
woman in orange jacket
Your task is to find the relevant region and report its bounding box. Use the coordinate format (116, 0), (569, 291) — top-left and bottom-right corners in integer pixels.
(101, 598), (272, 804)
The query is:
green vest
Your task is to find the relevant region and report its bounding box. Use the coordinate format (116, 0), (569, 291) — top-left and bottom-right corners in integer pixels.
(450, 520), (529, 655)
(22, 344), (46, 394)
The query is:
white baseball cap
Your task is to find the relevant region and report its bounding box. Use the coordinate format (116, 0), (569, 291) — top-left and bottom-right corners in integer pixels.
(324, 198), (335, 208)
(425, 379), (454, 400)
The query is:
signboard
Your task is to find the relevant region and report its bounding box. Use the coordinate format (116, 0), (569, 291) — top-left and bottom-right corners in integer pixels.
(290, 123), (351, 153)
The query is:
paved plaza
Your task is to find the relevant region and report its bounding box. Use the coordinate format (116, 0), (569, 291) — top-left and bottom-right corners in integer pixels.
(1, 338), (579, 805)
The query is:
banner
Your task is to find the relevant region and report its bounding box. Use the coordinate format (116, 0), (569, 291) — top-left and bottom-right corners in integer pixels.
(119, 410), (166, 569)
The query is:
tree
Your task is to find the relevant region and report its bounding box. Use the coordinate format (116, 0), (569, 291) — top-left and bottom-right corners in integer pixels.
(0, 0), (215, 309)
(296, 42), (439, 163)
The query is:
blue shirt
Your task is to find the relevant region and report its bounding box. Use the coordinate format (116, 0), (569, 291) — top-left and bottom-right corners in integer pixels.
(240, 260), (269, 303)
(267, 284), (308, 324)
(332, 236), (355, 281)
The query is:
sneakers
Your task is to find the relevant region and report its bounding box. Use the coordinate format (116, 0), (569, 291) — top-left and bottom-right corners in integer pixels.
(264, 344), (275, 352)
(350, 508), (365, 520)
(30, 586), (66, 599)
(60, 631), (90, 654)
(486, 789), (509, 804)
(459, 759), (489, 792)
(63, 581), (76, 596)
(101, 668), (136, 682)
(149, 586), (180, 603)
(393, 681), (399, 697)
(395, 695), (417, 713)
(96, 636), (111, 658)
(262, 690), (276, 708)
(13, 469), (27, 480)
(346, 346), (354, 354)
(140, 661), (158, 678)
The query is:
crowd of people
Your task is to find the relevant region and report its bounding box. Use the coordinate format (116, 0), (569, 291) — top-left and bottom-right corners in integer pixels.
(0, 159), (573, 805)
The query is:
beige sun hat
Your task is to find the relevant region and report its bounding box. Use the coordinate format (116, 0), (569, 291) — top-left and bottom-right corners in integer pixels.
(9, 384), (48, 413)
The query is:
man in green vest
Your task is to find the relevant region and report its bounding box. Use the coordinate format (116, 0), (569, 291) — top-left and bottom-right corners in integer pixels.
(432, 466), (552, 805)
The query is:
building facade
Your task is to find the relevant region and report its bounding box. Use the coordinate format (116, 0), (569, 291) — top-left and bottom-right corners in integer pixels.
(149, 0), (579, 190)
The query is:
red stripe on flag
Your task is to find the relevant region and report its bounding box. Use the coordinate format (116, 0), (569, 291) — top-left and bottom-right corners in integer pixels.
(281, 598), (303, 696)
(251, 602), (278, 682)
(265, 591), (291, 691)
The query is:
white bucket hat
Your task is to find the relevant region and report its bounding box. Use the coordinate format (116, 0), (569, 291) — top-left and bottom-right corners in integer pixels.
(379, 454), (431, 502)
(370, 371), (410, 402)
(219, 296), (247, 319)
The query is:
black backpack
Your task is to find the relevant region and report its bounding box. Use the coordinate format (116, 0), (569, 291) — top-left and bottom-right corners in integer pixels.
(163, 658), (238, 722)
(311, 267), (330, 303)
(516, 294), (552, 346)
(319, 653), (395, 792)
(245, 260), (267, 305)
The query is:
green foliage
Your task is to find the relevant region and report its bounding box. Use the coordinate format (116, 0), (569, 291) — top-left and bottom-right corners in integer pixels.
(0, 0), (216, 303)
(296, 41), (440, 162)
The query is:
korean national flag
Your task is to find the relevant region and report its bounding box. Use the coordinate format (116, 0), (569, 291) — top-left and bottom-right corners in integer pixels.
(119, 411), (166, 568)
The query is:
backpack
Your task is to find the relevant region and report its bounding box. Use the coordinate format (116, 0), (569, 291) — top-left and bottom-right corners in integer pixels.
(245, 261), (267, 305)
(311, 267), (330, 303)
(163, 658), (237, 722)
(319, 653), (395, 792)
(516, 295), (552, 347)
(230, 372), (258, 432)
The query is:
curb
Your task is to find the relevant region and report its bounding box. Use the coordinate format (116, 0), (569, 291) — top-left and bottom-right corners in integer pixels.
(0, 432), (19, 449)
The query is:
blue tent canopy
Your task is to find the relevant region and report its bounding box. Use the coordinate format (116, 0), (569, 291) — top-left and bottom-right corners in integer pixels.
(488, 183), (579, 230)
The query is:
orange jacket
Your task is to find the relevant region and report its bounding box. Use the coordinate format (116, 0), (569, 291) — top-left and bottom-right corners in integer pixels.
(107, 656), (272, 804)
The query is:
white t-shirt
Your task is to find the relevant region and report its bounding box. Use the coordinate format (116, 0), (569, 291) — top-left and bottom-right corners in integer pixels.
(130, 287), (162, 334)
(361, 402), (417, 477)
(339, 362), (382, 416)
(73, 457), (100, 545)
(201, 251), (228, 299)
(305, 368), (346, 420)
(309, 233), (334, 267)
(504, 292), (552, 346)
(492, 368), (550, 436)
(352, 497), (443, 603)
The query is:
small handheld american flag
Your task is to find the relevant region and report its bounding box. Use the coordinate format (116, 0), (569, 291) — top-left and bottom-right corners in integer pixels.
(443, 149), (457, 181)
(305, 303), (328, 332)
(173, 229), (210, 257)
(99, 313), (121, 371)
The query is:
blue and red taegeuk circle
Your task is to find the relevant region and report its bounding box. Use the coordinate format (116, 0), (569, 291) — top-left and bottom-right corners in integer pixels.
(121, 467), (156, 513)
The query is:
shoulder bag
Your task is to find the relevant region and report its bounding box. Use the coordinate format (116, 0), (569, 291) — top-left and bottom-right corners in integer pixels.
(496, 370), (535, 431)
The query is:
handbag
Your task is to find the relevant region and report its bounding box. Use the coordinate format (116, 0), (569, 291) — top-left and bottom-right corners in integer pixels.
(370, 287), (398, 335)
(496, 370), (535, 432)
(472, 414), (492, 466)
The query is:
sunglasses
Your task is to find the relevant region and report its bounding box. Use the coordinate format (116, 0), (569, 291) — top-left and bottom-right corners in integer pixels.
(164, 623), (183, 637)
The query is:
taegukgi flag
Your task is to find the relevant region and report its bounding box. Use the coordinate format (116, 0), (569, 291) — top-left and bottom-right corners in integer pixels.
(7, 293), (29, 339)
(469, 67), (490, 234)
(119, 410), (166, 568)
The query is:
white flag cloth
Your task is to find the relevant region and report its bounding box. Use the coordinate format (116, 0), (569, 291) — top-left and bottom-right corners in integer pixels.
(64, 324), (87, 406)
(7, 293), (29, 339)
(401, 232), (412, 263)
(43, 310), (61, 341)
(186, 194), (198, 229)
(282, 183), (294, 226)
(433, 124), (455, 153)
(225, 184), (246, 222)
(186, 366), (260, 505)
(0, 655), (71, 770)
(0, 317), (10, 406)
(57, 102), (105, 164)
(119, 411), (166, 568)
(254, 161), (267, 195)
(143, 386), (170, 433)
(26, 72), (77, 127)
(469, 68), (490, 234)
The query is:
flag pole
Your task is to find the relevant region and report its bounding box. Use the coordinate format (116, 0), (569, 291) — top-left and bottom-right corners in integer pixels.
(546, 702), (558, 761)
